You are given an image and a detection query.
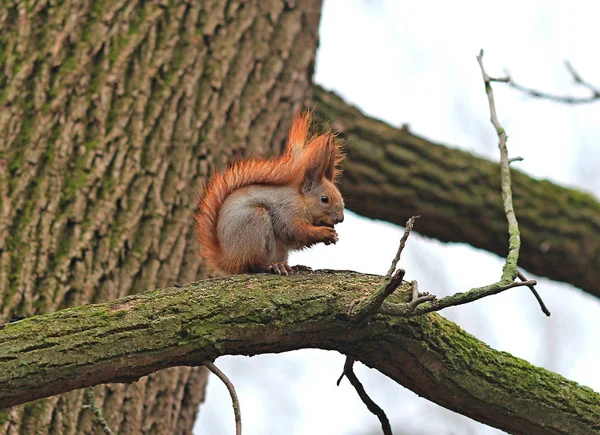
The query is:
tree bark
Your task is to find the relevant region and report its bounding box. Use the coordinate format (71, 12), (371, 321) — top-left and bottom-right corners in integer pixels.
(0, 0), (322, 433)
(2, 0), (599, 433)
(1, 272), (598, 435)
(312, 85), (600, 299)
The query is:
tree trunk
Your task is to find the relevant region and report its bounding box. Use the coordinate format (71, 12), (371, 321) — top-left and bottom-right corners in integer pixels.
(0, 0), (322, 433)
(312, 86), (600, 299)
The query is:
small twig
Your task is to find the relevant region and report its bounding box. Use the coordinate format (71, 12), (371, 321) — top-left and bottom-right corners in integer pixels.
(338, 357), (392, 435)
(348, 216), (418, 322)
(384, 215), (420, 281)
(408, 280), (436, 308)
(411, 280), (419, 302)
(477, 49), (552, 316)
(506, 60), (600, 105)
(342, 218), (420, 386)
(365, 52), (551, 320)
(380, 279), (538, 317)
(409, 294), (436, 309)
(204, 360), (242, 435)
(83, 388), (113, 435)
(519, 270), (551, 316)
(477, 49), (520, 285)
(508, 156), (524, 164)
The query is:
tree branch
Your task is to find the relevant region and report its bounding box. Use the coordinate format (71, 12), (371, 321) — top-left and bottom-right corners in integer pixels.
(83, 388), (114, 435)
(476, 50), (549, 316)
(339, 357), (392, 435)
(0, 272), (598, 434)
(507, 60), (600, 105)
(312, 85), (600, 299)
(204, 361), (242, 435)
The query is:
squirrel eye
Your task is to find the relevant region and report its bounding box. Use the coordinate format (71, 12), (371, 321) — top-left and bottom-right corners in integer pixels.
(320, 195), (329, 203)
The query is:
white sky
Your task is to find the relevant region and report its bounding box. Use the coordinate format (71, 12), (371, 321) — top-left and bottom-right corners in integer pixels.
(195, 1), (600, 434)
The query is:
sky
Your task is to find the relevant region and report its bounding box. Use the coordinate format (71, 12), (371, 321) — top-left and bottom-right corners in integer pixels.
(195, 1), (600, 434)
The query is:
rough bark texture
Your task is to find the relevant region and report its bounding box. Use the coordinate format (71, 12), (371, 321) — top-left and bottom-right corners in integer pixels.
(1, 272), (598, 435)
(312, 86), (600, 299)
(0, 0), (322, 433)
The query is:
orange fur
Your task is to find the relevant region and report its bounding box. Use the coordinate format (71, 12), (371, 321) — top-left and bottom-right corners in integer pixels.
(195, 110), (344, 274)
(286, 108), (312, 160)
(287, 109), (344, 182)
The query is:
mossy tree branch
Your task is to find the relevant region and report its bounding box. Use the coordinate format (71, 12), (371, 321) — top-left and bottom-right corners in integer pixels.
(312, 85), (600, 299)
(1, 272), (598, 435)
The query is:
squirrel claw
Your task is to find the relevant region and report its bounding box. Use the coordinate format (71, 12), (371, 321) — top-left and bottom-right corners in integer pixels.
(320, 227), (338, 245)
(291, 264), (312, 272)
(266, 262), (293, 276)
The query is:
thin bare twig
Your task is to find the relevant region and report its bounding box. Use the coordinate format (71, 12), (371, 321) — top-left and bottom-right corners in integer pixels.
(519, 270), (551, 316)
(384, 215), (420, 281)
(374, 51), (551, 319)
(83, 388), (113, 435)
(380, 279), (538, 317)
(348, 216), (418, 322)
(507, 60), (600, 105)
(339, 358), (393, 435)
(477, 49), (520, 285)
(477, 49), (550, 315)
(341, 218), (419, 388)
(408, 280), (435, 308)
(205, 360), (242, 435)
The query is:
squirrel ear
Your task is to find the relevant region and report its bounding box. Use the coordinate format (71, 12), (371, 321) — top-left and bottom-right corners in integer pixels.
(301, 135), (329, 193)
(323, 135), (338, 181)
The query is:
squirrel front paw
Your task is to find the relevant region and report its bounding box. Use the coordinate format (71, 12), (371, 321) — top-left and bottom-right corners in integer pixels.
(318, 226), (338, 245)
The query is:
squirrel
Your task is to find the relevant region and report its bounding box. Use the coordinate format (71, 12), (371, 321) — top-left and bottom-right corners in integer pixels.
(195, 109), (345, 276)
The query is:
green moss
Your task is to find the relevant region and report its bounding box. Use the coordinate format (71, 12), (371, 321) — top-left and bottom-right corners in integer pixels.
(91, 310), (109, 318)
(7, 79), (37, 192)
(23, 398), (47, 419)
(88, 69), (101, 95)
(34, 23), (49, 52)
(0, 408), (9, 425)
(59, 55), (78, 74)
(53, 227), (72, 263)
(129, 9), (145, 36)
(106, 105), (118, 131)
(109, 35), (128, 64)
(83, 139), (99, 151)
(60, 152), (91, 207)
(4, 176), (39, 302)
(165, 46), (186, 86)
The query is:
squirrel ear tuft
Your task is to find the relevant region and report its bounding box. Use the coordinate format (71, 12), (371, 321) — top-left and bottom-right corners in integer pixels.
(301, 135), (329, 192)
(323, 134), (338, 181)
(286, 108), (312, 160)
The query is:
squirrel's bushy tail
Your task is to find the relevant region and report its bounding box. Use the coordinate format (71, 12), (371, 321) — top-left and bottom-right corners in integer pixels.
(195, 153), (299, 272)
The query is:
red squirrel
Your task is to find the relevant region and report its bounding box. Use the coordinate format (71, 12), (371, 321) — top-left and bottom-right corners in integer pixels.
(195, 110), (345, 275)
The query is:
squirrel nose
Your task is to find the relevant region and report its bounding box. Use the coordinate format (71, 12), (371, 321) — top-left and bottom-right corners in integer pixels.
(335, 215), (344, 224)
